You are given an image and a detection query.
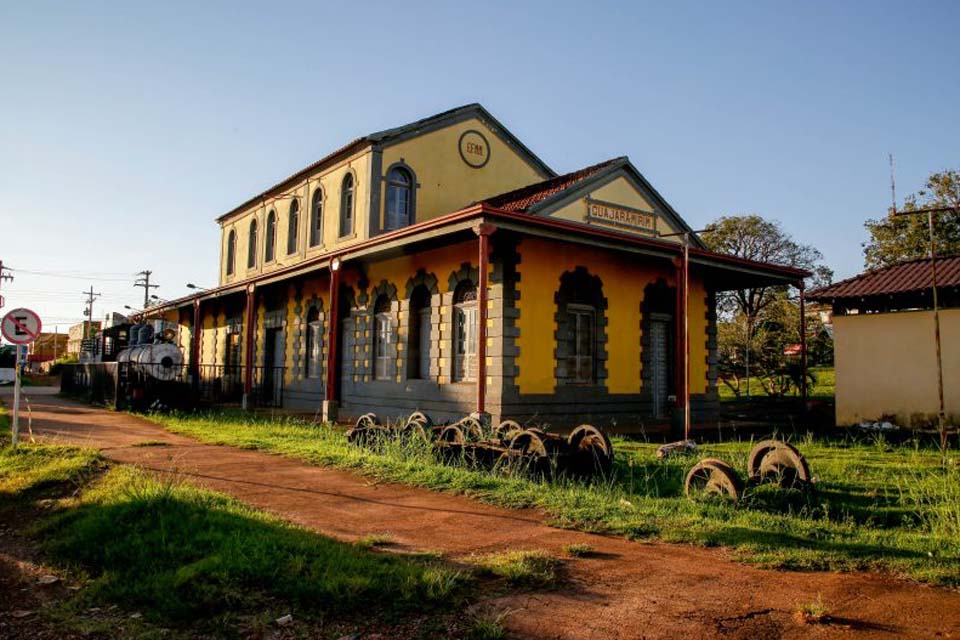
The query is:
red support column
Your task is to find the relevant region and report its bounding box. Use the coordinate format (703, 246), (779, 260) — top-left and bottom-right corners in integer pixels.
(475, 224), (495, 415)
(243, 285), (256, 398)
(799, 280), (808, 405)
(673, 256), (687, 438)
(325, 257), (342, 409)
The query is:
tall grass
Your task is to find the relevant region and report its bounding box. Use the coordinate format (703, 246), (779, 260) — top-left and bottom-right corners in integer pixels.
(151, 411), (960, 586)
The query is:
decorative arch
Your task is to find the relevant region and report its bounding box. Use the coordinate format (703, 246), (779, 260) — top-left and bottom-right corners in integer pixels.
(554, 266), (608, 387)
(446, 262), (480, 293)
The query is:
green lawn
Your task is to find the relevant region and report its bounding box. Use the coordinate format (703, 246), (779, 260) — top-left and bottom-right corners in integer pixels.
(0, 443), (472, 637)
(719, 365), (835, 400)
(148, 411), (960, 587)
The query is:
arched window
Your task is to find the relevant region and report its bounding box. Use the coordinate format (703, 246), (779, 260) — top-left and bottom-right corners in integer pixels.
(247, 219), (258, 269)
(306, 305), (322, 379)
(309, 188), (323, 247)
(452, 281), (477, 382)
(287, 200), (299, 255)
(407, 285), (432, 379)
(264, 210), (277, 262)
(385, 166), (413, 231)
(557, 267), (604, 385)
(340, 173), (354, 237)
(225, 229), (236, 276)
(372, 294), (393, 380)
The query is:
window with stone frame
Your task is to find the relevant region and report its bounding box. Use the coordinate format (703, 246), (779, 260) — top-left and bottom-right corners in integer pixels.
(452, 281), (477, 382)
(309, 188), (323, 247)
(306, 305), (322, 379)
(340, 173), (354, 237)
(247, 219), (258, 268)
(287, 199), (299, 255)
(385, 166), (413, 231)
(264, 209), (277, 262)
(225, 229), (236, 276)
(556, 267), (605, 386)
(565, 303), (596, 383)
(373, 295), (393, 381)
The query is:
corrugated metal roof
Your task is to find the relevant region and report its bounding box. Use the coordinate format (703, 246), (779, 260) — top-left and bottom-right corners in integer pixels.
(807, 255), (960, 301)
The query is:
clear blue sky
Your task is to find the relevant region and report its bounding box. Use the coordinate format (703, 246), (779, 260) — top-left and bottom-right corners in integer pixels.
(2, 1), (958, 333)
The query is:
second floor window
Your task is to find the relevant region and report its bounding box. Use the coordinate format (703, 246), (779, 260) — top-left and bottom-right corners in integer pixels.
(287, 200), (299, 255)
(385, 166), (413, 231)
(309, 188), (323, 247)
(265, 210), (277, 262)
(247, 219), (258, 268)
(225, 229), (236, 276)
(340, 173), (354, 237)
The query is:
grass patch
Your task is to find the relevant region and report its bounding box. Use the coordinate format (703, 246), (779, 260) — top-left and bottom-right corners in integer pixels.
(793, 593), (831, 625)
(466, 607), (512, 640)
(146, 410), (960, 586)
(355, 533), (394, 548)
(471, 550), (560, 586)
(0, 443), (102, 497)
(1, 443), (469, 633)
(561, 542), (595, 557)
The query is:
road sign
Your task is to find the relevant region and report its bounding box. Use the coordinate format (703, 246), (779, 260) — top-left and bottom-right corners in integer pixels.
(1, 308), (42, 345)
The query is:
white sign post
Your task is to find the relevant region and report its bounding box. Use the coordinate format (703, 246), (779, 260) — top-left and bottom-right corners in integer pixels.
(2, 308), (41, 446)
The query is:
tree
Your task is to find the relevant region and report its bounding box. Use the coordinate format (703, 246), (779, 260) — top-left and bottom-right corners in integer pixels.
(704, 215), (832, 320)
(705, 214), (832, 397)
(863, 169), (960, 269)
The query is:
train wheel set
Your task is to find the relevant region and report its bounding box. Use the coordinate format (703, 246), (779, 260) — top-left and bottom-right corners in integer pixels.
(683, 439), (814, 502)
(346, 412), (614, 478)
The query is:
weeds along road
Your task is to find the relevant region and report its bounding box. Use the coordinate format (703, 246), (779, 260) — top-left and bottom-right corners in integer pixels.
(5, 387), (959, 640)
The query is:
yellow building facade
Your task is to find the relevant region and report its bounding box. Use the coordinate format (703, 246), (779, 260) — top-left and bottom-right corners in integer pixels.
(152, 104), (805, 430)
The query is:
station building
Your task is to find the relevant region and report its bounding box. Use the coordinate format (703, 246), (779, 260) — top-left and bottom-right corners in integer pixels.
(150, 104), (807, 429)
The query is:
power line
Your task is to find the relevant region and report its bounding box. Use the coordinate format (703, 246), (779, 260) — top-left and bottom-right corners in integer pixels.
(8, 267), (133, 282)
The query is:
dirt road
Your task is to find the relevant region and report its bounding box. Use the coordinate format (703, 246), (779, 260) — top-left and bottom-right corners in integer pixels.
(5, 388), (958, 639)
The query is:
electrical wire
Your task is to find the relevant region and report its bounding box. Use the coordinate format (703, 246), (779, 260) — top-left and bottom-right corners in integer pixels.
(8, 267), (134, 282)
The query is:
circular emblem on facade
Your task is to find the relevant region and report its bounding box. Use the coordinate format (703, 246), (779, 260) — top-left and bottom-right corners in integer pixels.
(458, 130), (490, 168)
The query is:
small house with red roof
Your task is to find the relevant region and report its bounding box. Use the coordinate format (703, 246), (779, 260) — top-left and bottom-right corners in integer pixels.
(808, 256), (960, 428)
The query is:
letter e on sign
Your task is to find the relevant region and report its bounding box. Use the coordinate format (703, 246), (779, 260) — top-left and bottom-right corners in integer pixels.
(1, 308), (42, 345)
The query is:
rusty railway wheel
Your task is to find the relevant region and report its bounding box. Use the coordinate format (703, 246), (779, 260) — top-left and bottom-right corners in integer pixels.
(747, 440), (812, 489)
(684, 458), (744, 502)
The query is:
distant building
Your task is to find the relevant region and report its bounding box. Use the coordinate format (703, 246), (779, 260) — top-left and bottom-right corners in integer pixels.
(28, 332), (69, 362)
(67, 321), (101, 356)
(808, 256), (960, 428)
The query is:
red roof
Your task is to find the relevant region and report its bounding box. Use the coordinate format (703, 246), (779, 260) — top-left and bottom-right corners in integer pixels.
(807, 255), (960, 301)
(481, 157), (623, 212)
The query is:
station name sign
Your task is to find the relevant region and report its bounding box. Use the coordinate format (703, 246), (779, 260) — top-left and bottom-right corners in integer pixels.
(586, 199), (657, 233)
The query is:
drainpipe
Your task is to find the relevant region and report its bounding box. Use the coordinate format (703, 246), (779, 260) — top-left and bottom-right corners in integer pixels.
(323, 257), (342, 422)
(243, 284), (256, 407)
(475, 223), (495, 416)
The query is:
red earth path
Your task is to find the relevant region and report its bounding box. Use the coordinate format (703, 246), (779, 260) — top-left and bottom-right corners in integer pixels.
(6, 389), (959, 640)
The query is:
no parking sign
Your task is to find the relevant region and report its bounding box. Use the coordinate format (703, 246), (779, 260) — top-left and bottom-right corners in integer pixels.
(2, 307), (41, 446)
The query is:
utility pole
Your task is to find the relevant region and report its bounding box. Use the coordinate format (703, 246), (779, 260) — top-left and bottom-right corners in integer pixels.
(892, 204), (957, 464)
(0, 260), (12, 309)
(82, 286), (101, 344)
(134, 270), (159, 308)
